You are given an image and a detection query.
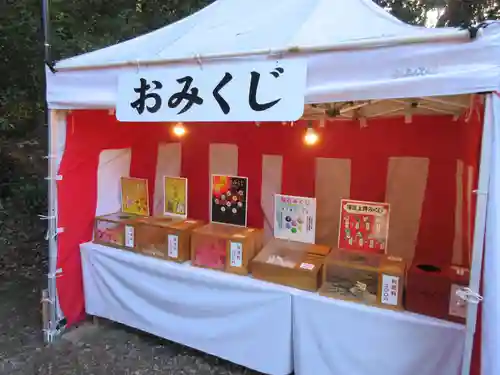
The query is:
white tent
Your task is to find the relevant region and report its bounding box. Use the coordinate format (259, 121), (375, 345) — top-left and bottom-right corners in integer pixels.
(48, 0), (500, 108)
(45, 1), (500, 375)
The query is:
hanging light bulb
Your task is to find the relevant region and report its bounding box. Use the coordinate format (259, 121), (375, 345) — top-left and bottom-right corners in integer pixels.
(172, 122), (186, 137)
(304, 123), (319, 146)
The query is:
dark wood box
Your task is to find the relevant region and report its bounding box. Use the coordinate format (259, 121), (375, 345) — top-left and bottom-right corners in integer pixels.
(405, 263), (469, 323)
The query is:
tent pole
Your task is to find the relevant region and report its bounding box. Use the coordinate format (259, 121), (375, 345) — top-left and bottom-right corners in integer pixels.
(460, 94), (493, 375)
(42, 0), (60, 343)
(46, 109), (59, 343)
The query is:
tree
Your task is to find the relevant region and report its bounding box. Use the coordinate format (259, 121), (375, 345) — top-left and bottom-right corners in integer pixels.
(436, 0), (500, 27)
(375, 0), (500, 27)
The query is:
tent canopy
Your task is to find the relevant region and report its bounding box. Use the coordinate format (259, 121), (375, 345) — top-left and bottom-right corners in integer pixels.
(47, 0), (500, 109)
(57, 0), (467, 69)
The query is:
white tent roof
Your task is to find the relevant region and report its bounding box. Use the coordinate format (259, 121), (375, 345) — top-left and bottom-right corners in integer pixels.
(57, 0), (466, 70)
(47, 0), (500, 108)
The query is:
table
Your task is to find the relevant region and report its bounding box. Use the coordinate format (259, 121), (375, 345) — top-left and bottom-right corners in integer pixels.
(80, 242), (293, 375)
(292, 291), (465, 375)
(81, 242), (466, 375)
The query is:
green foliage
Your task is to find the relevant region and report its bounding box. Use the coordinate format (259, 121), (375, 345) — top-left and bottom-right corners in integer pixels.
(375, 0), (500, 26)
(0, 0), (45, 135)
(50, 0), (214, 61)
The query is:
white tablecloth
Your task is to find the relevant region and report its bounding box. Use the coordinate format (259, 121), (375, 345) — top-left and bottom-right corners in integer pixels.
(80, 242), (293, 375)
(80, 242), (466, 375)
(292, 291), (466, 375)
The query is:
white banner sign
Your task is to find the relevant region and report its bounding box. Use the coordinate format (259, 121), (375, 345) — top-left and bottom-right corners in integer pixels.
(116, 59), (306, 122)
(274, 194), (316, 244)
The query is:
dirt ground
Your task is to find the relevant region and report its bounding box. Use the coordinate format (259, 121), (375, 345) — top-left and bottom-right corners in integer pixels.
(0, 242), (261, 375)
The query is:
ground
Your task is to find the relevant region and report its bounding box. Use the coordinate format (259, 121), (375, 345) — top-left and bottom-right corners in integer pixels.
(0, 240), (261, 375)
(0, 134), (260, 375)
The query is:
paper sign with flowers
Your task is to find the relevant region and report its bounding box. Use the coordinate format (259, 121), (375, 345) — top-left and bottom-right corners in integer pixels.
(121, 177), (149, 216)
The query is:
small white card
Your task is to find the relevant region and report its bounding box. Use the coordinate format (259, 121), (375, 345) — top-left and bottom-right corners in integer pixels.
(299, 262), (315, 271)
(124, 225), (135, 248)
(381, 274), (399, 306)
(230, 242), (243, 267)
(167, 234), (179, 258)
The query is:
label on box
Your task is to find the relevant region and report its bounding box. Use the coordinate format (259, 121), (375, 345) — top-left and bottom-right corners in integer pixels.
(230, 242), (243, 267)
(167, 234), (179, 258)
(124, 225), (134, 248)
(381, 274), (399, 306)
(449, 284), (467, 319)
(299, 262), (315, 270)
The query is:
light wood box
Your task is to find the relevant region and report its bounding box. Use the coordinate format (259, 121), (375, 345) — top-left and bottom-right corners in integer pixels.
(134, 217), (204, 262)
(251, 238), (331, 291)
(319, 248), (406, 310)
(93, 212), (143, 251)
(190, 223), (261, 275)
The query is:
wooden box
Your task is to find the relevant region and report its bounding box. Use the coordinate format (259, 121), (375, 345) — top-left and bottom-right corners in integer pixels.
(134, 217), (204, 262)
(191, 223), (260, 275)
(319, 249), (406, 310)
(93, 212), (142, 250)
(251, 238), (331, 291)
(405, 263), (469, 323)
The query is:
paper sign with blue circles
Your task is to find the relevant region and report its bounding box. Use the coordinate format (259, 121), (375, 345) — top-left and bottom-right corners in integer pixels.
(274, 194), (316, 244)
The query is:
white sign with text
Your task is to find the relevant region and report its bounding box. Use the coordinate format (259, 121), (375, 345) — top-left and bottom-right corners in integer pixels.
(117, 59), (306, 122)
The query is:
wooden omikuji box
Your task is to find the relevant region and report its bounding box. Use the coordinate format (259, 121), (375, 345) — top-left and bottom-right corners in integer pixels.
(190, 223), (261, 275)
(134, 217), (204, 262)
(251, 238), (331, 291)
(93, 212), (142, 250)
(319, 249), (406, 310)
(405, 263), (469, 323)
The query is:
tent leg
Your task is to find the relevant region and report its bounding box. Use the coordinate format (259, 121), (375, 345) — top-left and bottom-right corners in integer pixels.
(45, 109), (62, 343)
(460, 94), (493, 375)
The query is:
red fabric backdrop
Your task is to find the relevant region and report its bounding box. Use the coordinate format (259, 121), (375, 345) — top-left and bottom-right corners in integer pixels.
(56, 109), (483, 373)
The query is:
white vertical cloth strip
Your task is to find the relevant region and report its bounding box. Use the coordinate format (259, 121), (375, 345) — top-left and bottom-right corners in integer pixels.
(261, 155), (283, 242)
(209, 144), (238, 220)
(461, 94), (494, 375)
(483, 92), (500, 375)
(209, 144), (238, 176)
(153, 143), (181, 216)
(315, 157), (351, 248)
(453, 160), (465, 265)
(385, 157), (429, 261)
(467, 166), (474, 266)
(95, 149), (132, 217)
(48, 110), (67, 329)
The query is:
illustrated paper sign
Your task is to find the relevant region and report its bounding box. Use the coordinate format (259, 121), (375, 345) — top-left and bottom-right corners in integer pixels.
(121, 177), (149, 216)
(163, 176), (188, 218)
(274, 194), (316, 244)
(338, 199), (390, 253)
(116, 59), (306, 122)
(211, 175), (248, 227)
